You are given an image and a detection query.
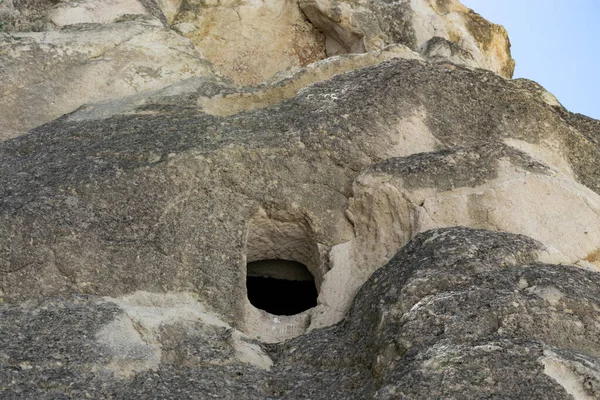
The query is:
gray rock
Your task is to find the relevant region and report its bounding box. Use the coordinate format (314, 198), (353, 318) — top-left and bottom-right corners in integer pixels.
(1, 58), (599, 314)
(2, 228), (600, 399)
(1, 1), (600, 398)
(0, 0), (58, 32)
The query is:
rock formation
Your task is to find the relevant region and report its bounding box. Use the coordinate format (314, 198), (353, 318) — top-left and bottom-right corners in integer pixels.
(1, 0), (599, 398)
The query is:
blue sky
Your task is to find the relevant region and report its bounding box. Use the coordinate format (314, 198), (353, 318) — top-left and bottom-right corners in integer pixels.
(460, 0), (599, 119)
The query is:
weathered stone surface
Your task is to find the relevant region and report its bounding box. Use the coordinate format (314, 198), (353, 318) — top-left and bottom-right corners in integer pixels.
(1, 1), (599, 398)
(0, 0), (58, 32)
(348, 143), (600, 277)
(170, 0), (326, 85)
(2, 229), (600, 399)
(1, 57), (600, 339)
(0, 20), (215, 140)
(0, 0), (16, 19)
(0, 0), (518, 140)
(198, 44), (423, 117)
(299, 0), (515, 77)
(155, 0), (182, 24)
(48, 0), (151, 27)
(0, 0), (169, 31)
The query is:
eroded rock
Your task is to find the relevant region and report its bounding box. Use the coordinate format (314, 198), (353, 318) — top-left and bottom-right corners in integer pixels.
(299, 0), (515, 77)
(348, 144), (600, 275)
(1, 57), (600, 339)
(0, 20), (215, 140)
(2, 229), (600, 398)
(170, 0), (326, 85)
(1, 0), (518, 140)
(48, 0), (151, 27)
(0, 0), (58, 32)
(1, 1), (599, 398)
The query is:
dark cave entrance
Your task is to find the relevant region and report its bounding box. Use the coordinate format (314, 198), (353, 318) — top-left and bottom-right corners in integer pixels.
(246, 259), (318, 316)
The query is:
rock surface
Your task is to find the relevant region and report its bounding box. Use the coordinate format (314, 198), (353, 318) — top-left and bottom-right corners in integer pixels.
(48, 0), (151, 27)
(299, 0), (515, 77)
(2, 229), (600, 399)
(1, 0), (516, 140)
(1, 0), (599, 398)
(171, 0), (327, 85)
(2, 56), (600, 333)
(0, 20), (215, 140)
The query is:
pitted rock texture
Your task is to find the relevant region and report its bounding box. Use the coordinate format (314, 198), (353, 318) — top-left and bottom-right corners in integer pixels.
(0, 0), (59, 32)
(1, 1), (600, 398)
(1, 56), (600, 341)
(2, 229), (600, 399)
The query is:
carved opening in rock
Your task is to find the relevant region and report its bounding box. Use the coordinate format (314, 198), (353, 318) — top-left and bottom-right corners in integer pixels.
(243, 213), (328, 341)
(246, 259), (318, 315)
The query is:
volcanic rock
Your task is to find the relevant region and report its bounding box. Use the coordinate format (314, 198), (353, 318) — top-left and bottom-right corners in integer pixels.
(0, 0), (599, 399)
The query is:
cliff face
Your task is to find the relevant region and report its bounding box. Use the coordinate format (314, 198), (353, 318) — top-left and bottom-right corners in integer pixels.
(1, 1), (599, 399)
(0, 0), (514, 140)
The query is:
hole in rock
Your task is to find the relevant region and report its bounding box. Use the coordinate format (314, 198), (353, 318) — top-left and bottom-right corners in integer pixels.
(246, 259), (318, 316)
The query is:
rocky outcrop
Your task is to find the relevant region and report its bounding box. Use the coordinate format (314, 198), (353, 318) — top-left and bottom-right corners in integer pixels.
(0, 0), (599, 398)
(170, 0), (327, 85)
(0, 20), (215, 140)
(0, 0), (516, 140)
(2, 56), (600, 338)
(2, 229), (600, 399)
(299, 0), (515, 77)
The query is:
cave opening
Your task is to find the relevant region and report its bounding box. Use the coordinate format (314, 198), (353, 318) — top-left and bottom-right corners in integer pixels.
(246, 259), (318, 316)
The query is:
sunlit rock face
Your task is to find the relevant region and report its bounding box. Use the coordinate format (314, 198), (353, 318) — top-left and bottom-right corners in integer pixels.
(0, 0), (515, 140)
(299, 0), (515, 77)
(1, 1), (600, 399)
(0, 20), (216, 141)
(169, 0), (327, 85)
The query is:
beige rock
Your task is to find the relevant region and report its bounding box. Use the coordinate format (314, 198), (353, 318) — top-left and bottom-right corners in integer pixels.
(49, 0), (151, 27)
(414, 0), (515, 77)
(0, 21), (215, 140)
(156, 0), (183, 24)
(172, 0), (326, 85)
(413, 163), (600, 268)
(305, 145), (600, 328)
(342, 152), (600, 284)
(542, 350), (600, 400)
(99, 291), (274, 374)
(299, 0), (515, 77)
(198, 44), (423, 117)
